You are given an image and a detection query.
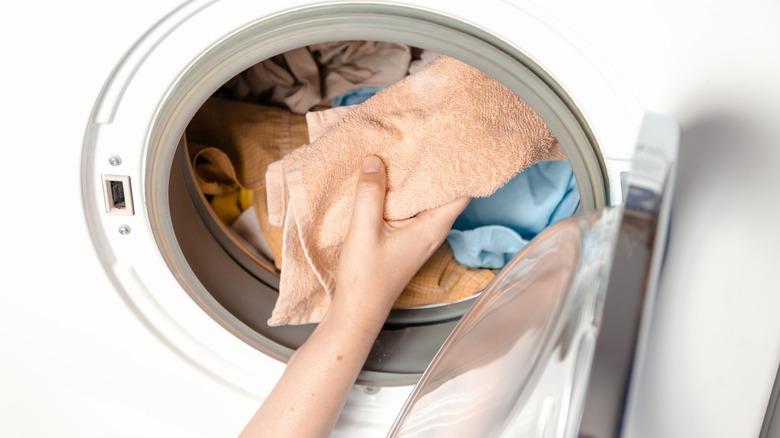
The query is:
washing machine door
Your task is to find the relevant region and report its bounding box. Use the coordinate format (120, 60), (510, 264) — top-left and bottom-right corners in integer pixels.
(387, 113), (680, 438)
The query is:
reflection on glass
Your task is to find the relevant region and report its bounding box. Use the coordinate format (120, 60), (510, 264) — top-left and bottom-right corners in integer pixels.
(389, 209), (620, 438)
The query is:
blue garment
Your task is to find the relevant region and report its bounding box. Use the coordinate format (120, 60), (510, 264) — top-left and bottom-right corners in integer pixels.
(447, 160), (580, 269)
(330, 87), (383, 107)
(446, 225), (528, 269)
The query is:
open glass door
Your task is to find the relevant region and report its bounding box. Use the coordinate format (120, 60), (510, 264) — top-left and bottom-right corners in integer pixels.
(387, 113), (680, 438)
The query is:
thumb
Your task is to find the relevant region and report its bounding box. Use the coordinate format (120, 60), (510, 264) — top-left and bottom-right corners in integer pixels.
(350, 155), (387, 234)
(410, 196), (470, 237)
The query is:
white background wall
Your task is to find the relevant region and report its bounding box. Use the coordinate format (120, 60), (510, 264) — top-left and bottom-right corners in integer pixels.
(531, 0), (780, 436)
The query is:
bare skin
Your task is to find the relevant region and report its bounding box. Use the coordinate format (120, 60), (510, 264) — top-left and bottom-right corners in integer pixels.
(240, 155), (468, 438)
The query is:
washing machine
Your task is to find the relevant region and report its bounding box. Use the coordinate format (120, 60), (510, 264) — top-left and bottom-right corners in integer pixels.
(2, 0), (779, 437)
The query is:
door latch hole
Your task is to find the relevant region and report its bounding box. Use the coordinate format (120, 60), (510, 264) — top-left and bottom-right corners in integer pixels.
(102, 175), (134, 215)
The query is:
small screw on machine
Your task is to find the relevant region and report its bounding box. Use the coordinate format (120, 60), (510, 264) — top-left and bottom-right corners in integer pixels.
(118, 225), (131, 235)
(108, 155), (122, 166)
(362, 386), (380, 395)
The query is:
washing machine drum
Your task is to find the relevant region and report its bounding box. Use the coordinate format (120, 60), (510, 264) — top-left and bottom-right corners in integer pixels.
(82, 1), (638, 389)
(167, 73), (573, 383)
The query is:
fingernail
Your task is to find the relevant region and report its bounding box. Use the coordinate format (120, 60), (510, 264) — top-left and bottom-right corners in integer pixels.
(362, 155), (381, 173)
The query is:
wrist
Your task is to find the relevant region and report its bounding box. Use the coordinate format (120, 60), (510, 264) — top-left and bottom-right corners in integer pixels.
(327, 290), (390, 338)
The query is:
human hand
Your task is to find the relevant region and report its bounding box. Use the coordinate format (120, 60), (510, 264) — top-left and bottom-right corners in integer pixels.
(331, 155), (469, 332)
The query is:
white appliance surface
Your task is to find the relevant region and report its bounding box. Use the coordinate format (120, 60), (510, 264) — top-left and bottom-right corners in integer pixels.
(1, 1), (778, 437)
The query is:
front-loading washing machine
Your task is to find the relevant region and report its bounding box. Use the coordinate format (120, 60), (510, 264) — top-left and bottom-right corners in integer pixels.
(2, 0), (779, 437)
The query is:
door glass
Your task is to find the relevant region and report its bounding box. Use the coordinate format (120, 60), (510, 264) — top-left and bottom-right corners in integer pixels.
(387, 208), (620, 437)
(388, 113), (679, 438)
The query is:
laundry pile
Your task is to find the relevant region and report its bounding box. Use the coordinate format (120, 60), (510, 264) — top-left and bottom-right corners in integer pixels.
(186, 99), (307, 269)
(221, 41), (412, 114)
(186, 42), (579, 326)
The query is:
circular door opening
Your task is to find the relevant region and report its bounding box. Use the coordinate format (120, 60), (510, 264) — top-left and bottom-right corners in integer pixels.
(92, 3), (608, 387)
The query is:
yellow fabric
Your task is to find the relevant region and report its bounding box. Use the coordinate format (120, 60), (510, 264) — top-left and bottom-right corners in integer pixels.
(239, 189), (253, 211)
(209, 188), (254, 225)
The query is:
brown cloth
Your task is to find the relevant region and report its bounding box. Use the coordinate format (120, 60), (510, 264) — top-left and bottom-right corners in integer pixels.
(394, 243), (494, 309)
(223, 41), (411, 114)
(266, 56), (564, 326)
(186, 97), (309, 268)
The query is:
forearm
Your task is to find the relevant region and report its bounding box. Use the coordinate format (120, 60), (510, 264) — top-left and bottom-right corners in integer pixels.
(240, 299), (385, 438)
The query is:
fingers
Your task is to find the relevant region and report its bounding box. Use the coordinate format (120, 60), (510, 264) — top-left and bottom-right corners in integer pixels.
(349, 155), (387, 235)
(417, 196), (470, 226)
(385, 196), (469, 258)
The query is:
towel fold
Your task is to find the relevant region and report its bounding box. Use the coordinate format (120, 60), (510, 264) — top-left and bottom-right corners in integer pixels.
(266, 56), (564, 326)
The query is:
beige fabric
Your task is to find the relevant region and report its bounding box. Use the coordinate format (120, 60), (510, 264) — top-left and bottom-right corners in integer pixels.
(394, 243), (495, 309)
(266, 56), (564, 326)
(187, 97), (309, 268)
(223, 41), (411, 114)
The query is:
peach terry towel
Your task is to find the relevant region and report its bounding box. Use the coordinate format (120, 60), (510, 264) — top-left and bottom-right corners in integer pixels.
(306, 104), (496, 309)
(266, 56), (564, 326)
